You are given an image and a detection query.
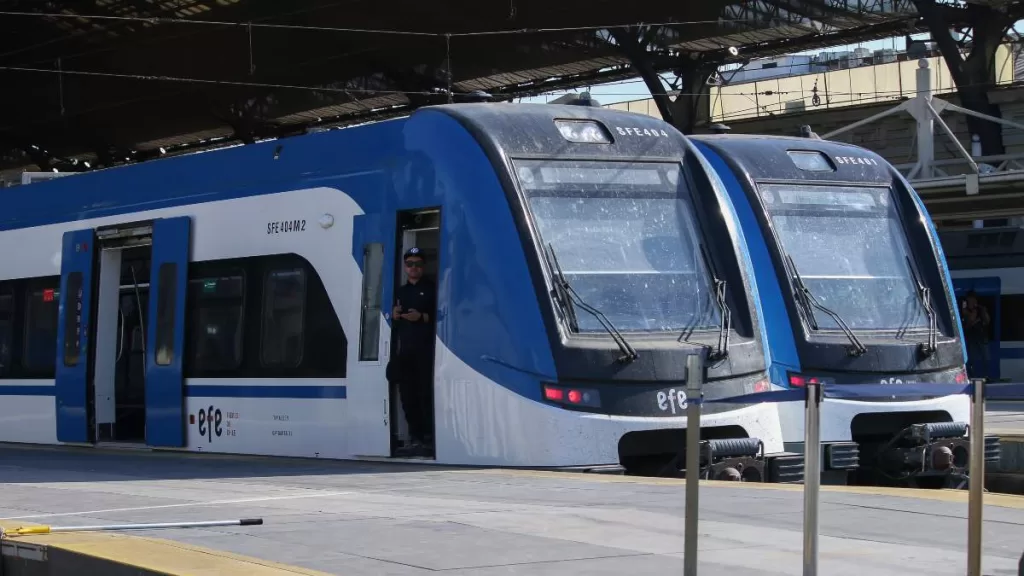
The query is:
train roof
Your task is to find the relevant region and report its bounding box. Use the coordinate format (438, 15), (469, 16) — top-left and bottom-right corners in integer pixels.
(688, 133), (896, 186)
(431, 102), (686, 160)
(0, 103), (681, 232)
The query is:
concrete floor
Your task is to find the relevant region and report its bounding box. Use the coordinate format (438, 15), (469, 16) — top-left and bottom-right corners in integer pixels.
(0, 445), (1023, 575)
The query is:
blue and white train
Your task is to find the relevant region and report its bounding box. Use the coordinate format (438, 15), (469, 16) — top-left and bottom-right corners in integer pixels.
(0, 102), (998, 487)
(0, 103), (803, 481)
(939, 225), (1024, 386)
(692, 134), (1002, 487)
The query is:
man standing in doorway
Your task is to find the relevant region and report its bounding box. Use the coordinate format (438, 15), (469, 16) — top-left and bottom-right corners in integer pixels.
(391, 247), (437, 456)
(962, 290), (991, 380)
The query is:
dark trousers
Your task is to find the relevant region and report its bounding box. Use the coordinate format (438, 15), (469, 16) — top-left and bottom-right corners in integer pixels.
(395, 350), (434, 444)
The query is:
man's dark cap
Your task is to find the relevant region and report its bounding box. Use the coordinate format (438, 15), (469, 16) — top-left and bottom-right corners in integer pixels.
(404, 247), (426, 260)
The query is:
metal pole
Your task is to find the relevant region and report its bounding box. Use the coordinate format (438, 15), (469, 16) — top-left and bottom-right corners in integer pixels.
(684, 353), (704, 576)
(802, 382), (821, 576)
(968, 378), (986, 576)
(915, 59), (935, 179)
(11, 518), (263, 536)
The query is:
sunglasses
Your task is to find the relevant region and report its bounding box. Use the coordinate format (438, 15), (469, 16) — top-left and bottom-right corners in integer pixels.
(404, 260), (424, 268)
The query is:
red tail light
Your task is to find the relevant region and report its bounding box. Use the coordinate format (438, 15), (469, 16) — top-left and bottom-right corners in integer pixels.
(955, 370), (968, 384)
(541, 384), (601, 408)
(753, 380), (771, 393)
(543, 386), (564, 401)
(788, 373), (824, 388)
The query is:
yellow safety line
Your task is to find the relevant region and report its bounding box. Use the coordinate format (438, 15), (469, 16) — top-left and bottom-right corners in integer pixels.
(454, 468), (1024, 509)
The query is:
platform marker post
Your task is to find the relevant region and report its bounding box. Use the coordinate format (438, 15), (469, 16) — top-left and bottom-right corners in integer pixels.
(802, 381), (821, 576)
(968, 378), (986, 576)
(684, 353), (703, 576)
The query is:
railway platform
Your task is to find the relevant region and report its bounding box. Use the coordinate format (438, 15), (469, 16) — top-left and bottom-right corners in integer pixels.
(1, 445), (1023, 575)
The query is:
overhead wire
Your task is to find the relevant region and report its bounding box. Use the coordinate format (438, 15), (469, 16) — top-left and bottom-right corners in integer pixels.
(0, 61), (1012, 101)
(0, 10), (755, 37)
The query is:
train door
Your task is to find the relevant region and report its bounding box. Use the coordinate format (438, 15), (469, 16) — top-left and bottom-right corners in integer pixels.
(953, 276), (1001, 381)
(55, 230), (97, 444)
(54, 217), (191, 447)
(389, 208), (440, 458)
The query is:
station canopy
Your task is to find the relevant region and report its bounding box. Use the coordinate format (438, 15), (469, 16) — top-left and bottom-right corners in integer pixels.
(0, 0), (966, 177)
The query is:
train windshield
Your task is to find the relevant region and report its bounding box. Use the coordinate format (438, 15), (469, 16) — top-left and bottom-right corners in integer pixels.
(513, 158), (721, 334)
(759, 183), (929, 332)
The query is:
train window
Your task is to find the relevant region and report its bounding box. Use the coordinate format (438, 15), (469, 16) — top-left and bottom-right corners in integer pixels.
(787, 150), (834, 172)
(760, 183), (929, 332)
(0, 286), (12, 376)
(261, 268), (306, 368)
(1000, 294), (1024, 342)
(154, 263), (178, 366)
(23, 285), (60, 372)
(187, 274), (245, 371)
(358, 243), (384, 361)
(514, 158), (719, 334)
(63, 272), (84, 367)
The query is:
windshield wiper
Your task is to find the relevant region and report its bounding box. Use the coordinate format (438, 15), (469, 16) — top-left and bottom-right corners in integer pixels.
(785, 254), (867, 357)
(905, 255), (938, 358)
(544, 243), (638, 364)
(698, 243), (731, 361)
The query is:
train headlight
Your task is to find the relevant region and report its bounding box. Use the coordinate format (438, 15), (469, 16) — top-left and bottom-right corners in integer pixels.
(554, 120), (612, 144)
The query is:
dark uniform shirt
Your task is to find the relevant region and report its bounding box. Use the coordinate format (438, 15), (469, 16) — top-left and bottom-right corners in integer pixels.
(394, 277), (437, 354)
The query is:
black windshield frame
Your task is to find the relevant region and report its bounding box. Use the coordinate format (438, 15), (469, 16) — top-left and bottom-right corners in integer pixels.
(511, 157), (723, 337)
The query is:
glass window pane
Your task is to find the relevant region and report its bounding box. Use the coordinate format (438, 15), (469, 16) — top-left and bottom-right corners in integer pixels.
(760, 183), (929, 332)
(187, 274), (245, 371)
(359, 243), (384, 361)
(24, 286), (59, 372)
(513, 158), (719, 334)
(155, 263), (178, 366)
(261, 268), (306, 367)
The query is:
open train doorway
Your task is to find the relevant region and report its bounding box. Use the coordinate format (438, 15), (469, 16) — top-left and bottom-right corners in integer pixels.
(389, 208), (440, 459)
(95, 240), (152, 445)
(55, 217), (191, 448)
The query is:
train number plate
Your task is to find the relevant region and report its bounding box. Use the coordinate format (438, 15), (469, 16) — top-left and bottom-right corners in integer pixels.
(655, 388), (689, 415)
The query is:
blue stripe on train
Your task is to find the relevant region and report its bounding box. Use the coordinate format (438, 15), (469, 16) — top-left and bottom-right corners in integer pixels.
(0, 386), (56, 396)
(0, 385), (347, 399)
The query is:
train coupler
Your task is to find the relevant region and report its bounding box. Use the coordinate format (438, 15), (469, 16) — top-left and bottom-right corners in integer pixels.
(872, 421), (1002, 488)
(697, 437), (766, 482)
(695, 438), (806, 483)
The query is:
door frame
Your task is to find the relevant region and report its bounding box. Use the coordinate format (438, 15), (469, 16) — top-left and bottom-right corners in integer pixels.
(388, 207), (441, 456)
(953, 276), (1001, 381)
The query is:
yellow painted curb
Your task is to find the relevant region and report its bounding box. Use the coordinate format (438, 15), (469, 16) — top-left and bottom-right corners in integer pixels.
(1, 522), (332, 575)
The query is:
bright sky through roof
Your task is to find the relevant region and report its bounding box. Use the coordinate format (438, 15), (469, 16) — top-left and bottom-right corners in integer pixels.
(517, 34), (929, 106)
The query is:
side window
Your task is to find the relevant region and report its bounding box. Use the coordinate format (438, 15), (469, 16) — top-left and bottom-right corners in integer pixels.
(63, 272), (84, 367)
(358, 243), (384, 361)
(1000, 294), (1024, 343)
(187, 273), (245, 371)
(261, 268), (306, 368)
(154, 263), (178, 366)
(0, 285), (13, 376)
(24, 284), (60, 373)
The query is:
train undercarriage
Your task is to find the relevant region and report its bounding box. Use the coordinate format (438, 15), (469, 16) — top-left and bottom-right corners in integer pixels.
(612, 417), (1002, 489)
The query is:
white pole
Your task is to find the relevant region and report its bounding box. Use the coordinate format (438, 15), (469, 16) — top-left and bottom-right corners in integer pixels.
(684, 353), (704, 576)
(803, 382), (821, 576)
(11, 518), (263, 536)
